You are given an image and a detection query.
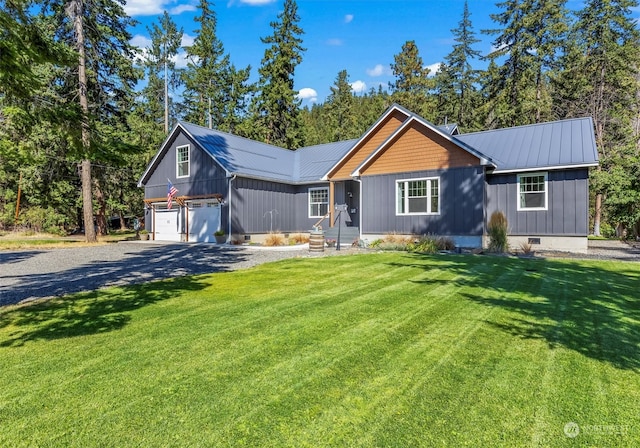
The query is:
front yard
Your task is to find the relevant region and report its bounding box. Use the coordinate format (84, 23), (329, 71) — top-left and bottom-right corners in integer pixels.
(0, 253), (638, 447)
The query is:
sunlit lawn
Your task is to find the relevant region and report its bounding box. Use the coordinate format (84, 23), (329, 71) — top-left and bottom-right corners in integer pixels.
(0, 253), (638, 447)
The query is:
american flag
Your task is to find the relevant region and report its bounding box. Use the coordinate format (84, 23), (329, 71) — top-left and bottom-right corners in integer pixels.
(167, 181), (178, 209)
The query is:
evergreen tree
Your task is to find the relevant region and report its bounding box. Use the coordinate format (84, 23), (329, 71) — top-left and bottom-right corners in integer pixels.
(389, 40), (435, 120)
(47, 0), (140, 239)
(182, 0), (252, 132)
(483, 0), (535, 127)
(144, 11), (183, 134)
(325, 70), (358, 141)
(438, 1), (482, 130)
(556, 0), (640, 235)
(250, 0), (306, 149)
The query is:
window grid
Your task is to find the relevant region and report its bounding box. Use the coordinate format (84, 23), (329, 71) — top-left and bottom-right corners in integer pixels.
(177, 145), (190, 178)
(396, 178), (439, 215)
(309, 187), (329, 218)
(518, 173), (547, 210)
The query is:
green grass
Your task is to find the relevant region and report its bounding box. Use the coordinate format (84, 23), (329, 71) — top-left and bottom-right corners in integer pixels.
(0, 231), (137, 250)
(1, 253), (639, 447)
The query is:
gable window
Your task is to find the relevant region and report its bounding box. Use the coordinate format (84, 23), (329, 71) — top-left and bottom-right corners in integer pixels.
(309, 187), (329, 218)
(177, 145), (190, 178)
(396, 177), (439, 215)
(518, 172), (548, 210)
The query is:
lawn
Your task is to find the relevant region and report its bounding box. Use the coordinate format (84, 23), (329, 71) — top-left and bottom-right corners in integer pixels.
(0, 252), (638, 447)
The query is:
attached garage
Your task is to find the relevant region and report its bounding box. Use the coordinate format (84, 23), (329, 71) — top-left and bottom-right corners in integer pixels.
(187, 201), (221, 243)
(153, 207), (181, 242)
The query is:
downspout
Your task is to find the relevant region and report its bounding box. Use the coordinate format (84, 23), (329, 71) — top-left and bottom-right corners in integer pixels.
(356, 177), (363, 241)
(227, 174), (236, 243)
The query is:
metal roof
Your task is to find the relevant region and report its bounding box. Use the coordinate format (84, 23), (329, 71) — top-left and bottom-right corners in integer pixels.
(455, 117), (599, 173)
(173, 122), (356, 184)
(139, 113), (599, 187)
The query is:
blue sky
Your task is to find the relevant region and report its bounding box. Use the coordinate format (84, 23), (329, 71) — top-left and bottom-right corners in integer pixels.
(124, 0), (634, 106)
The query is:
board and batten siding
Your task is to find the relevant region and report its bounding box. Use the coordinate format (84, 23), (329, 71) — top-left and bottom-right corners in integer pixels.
(144, 132), (228, 199)
(485, 169), (589, 236)
(361, 166), (485, 236)
(232, 177), (328, 234)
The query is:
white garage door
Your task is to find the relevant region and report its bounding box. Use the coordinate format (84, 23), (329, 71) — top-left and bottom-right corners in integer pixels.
(188, 202), (221, 243)
(154, 209), (181, 241)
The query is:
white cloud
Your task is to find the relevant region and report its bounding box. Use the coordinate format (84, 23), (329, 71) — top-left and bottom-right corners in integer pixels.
(130, 34), (152, 49)
(350, 80), (367, 94)
(181, 33), (196, 48)
(171, 4), (197, 14)
(172, 51), (190, 69)
(425, 62), (442, 75)
(326, 38), (343, 46)
(366, 64), (387, 77)
(124, 1), (196, 16)
(344, 14), (354, 24)
(297, 87), (318, 102)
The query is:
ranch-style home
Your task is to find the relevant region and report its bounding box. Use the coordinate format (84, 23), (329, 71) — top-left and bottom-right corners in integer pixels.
(138, 104), (599, 252)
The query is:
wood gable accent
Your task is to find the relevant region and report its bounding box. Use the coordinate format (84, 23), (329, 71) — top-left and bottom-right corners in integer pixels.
(357, 119), (481, 176)
(326, 109), (408, 180)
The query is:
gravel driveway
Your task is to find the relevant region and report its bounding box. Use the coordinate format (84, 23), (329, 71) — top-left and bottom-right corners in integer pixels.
(1, 239), (638, 307)
(0, 242), (329, 307)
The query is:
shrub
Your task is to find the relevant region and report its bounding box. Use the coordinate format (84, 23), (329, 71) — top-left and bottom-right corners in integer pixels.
(264, 232), (285, 246)
(488, 211), (508, 253)
(20, 206), (68, 235)
(435, 236), (456, 251)
(519, 241), (533, 255)
(407, 236), (439, 254)
(289, 233), (309, 244)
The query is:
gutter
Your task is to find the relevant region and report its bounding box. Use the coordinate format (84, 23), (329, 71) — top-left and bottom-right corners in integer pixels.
(227, 174), (236, 243)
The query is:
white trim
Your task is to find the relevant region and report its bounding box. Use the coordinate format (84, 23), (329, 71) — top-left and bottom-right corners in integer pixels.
(176, 144), (190, 178)
(396, 176), (440, 216)
(321, 104), (412, 181)
(492, 162), (598, 174)
(308, 186), (329, 218)
(351, 116), (495, 177)
(517, 172), (548, 211)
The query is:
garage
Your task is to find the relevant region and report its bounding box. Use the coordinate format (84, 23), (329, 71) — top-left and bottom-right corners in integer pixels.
(153, 208), (181, 241)
(188, 201), (221, 243)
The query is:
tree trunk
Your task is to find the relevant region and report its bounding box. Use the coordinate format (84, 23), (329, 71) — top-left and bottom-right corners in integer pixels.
(94, 181), (108, 236)
(70, 0), (96, 242)
(593, 192), (602, 236)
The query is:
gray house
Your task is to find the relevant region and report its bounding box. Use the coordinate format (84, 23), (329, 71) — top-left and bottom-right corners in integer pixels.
(138, 104), (599, 252)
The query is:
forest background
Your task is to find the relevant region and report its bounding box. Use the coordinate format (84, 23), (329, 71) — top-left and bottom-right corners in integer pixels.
(1, 0), (639, 241)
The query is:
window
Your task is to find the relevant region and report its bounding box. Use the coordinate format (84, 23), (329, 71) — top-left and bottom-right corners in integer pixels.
(518, 173), (547, 210)
(177, 145), (190, 178)
(396, 177), (439, 215)
(309, 187), (329, 218)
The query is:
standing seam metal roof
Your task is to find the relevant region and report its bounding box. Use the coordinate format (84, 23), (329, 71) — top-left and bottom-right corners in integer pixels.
(455, 117), (599, 172)
(140, 115), (598, 186)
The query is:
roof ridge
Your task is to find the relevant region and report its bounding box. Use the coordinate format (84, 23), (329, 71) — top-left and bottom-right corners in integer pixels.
(458, 116), (593, 136)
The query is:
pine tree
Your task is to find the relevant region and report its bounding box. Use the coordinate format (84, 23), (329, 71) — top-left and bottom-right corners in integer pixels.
(182, 0), (252, 132)
(389, 40), (435, 120)
(144, 11), (183, 134)
(557, 0), (640, 235)
(439, 1), (482, 130)
(250, 0), (306, 149)
(48, 0), (140, 239)
(325, 70), (358, 141)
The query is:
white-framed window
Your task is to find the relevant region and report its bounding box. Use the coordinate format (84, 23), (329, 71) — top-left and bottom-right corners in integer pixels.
(309, 187), (329, 218)
(396, 177), (439, 215)
(518, 172), (548, 211)
(177, 145), (190, 178)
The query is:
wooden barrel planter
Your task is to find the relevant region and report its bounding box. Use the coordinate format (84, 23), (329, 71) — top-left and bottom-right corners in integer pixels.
(309, 230), (325, 252)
